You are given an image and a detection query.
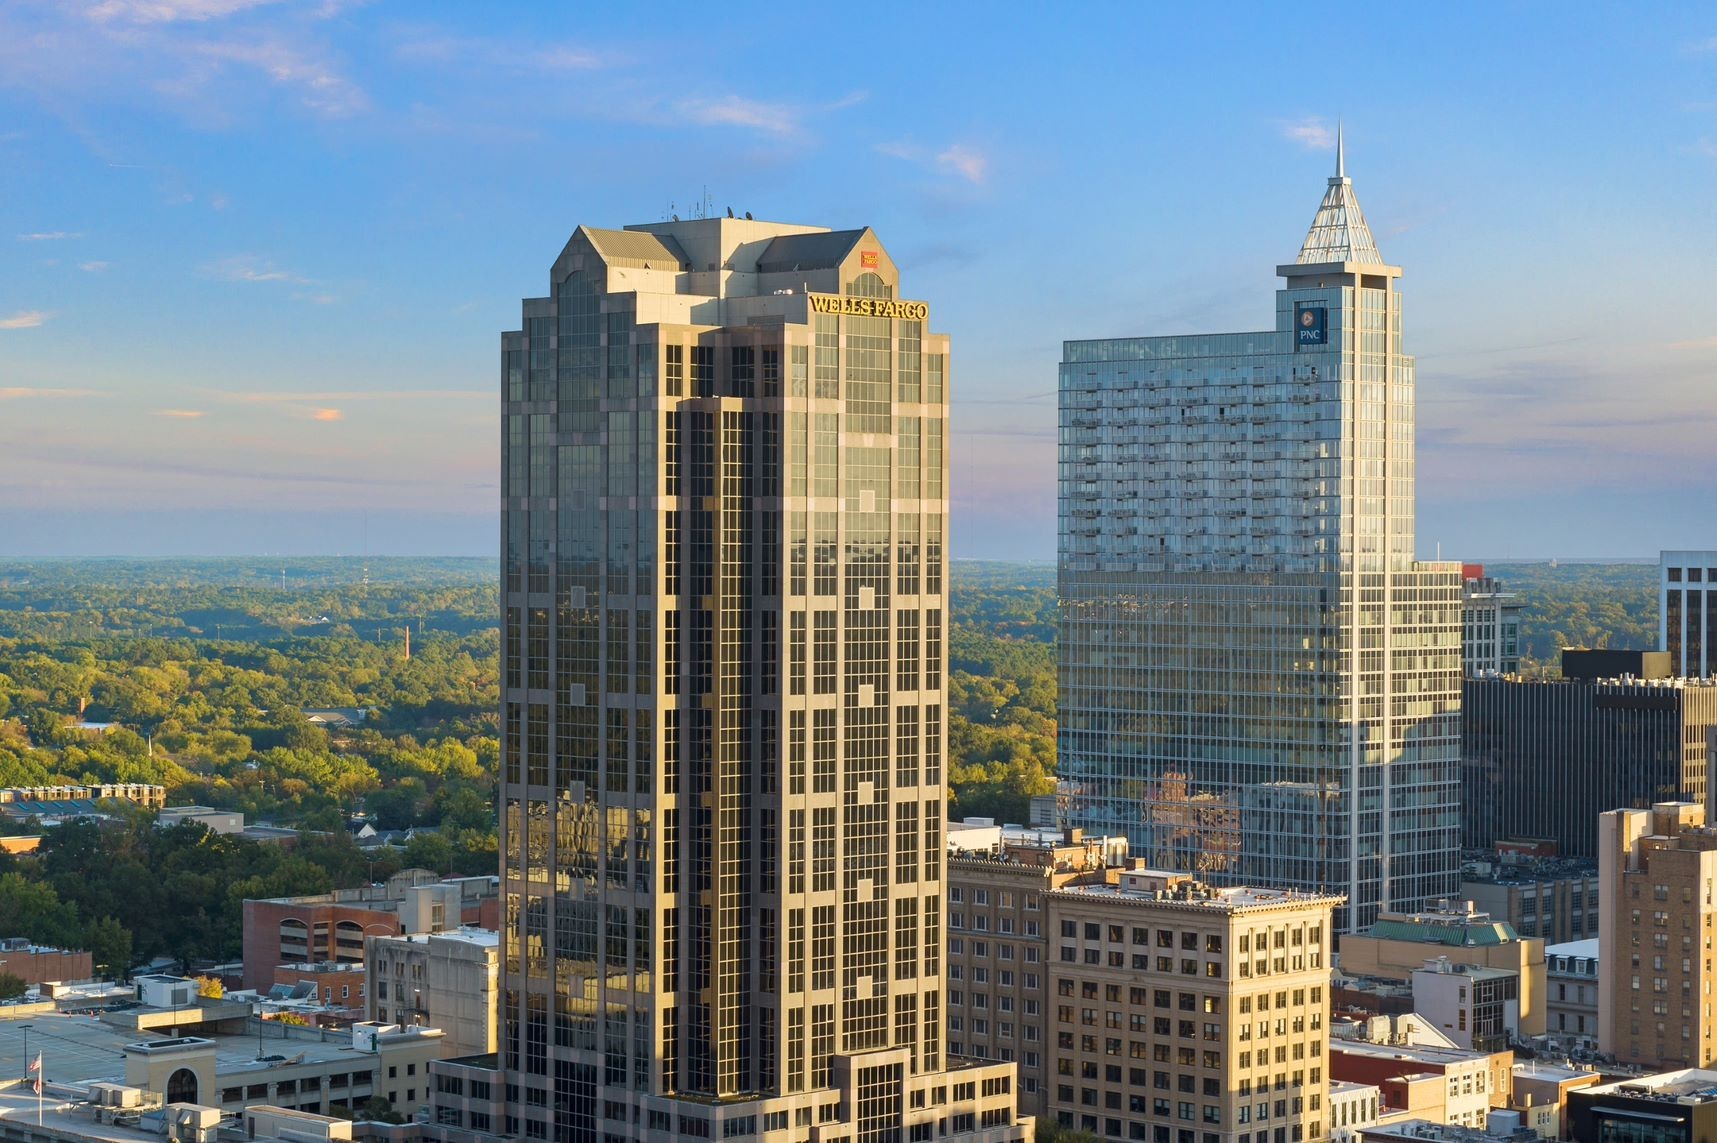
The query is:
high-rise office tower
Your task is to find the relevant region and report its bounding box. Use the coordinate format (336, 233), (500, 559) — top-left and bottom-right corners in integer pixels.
(1058, 140), (1462, 931)
(1661, 550), (1717, 678)
(499, 218), (1025, 1141)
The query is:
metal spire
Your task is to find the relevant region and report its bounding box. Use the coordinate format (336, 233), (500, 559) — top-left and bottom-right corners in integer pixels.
(1295, 121), (1383, 265)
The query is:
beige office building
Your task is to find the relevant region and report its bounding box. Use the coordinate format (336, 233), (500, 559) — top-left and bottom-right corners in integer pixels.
(1599, 802), (1717, 1069)
(367, 928), (499, 1059)
(498, 217), (1023, 1141)
(1041, 868), (1340, 1143)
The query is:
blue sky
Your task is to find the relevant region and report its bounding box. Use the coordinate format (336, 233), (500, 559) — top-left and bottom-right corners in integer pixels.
(4, 2), (1717, 559)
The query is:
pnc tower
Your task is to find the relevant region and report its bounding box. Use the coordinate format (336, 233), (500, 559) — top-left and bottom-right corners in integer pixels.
(498, 218), (1025, 1142)
(1057, 142), (1462, 931)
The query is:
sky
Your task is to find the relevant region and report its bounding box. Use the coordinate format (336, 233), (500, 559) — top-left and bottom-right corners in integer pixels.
(4, 2), (1717, 560)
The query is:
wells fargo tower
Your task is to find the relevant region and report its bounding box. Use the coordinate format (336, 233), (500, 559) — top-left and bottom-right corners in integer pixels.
(499, 218), (1025, 1141)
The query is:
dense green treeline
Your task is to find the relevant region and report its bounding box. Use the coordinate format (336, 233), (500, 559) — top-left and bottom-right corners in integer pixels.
(1486, 561), (1656, 671)
(0, 557), (1667, 969)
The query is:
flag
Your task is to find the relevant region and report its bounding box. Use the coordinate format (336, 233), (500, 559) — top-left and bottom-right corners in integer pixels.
(28, 1052), (39, 1094)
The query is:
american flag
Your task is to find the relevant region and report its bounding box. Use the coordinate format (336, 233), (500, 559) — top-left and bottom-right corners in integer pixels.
(28, 1052), (39, 1094)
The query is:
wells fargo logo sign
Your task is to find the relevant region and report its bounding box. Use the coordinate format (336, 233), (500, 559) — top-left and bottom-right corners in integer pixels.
(807, 294), (929, 321)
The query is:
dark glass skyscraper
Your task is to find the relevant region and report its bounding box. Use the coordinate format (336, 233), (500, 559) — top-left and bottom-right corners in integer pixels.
(498, 218), (1024, 1141)
(1058, 143), (1463, 931)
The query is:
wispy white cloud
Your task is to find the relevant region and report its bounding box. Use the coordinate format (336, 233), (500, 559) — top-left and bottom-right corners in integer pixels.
(211, 388), (489, 403)
(18, 231), (82, 241)
(673, 94), (800, 136)
(87, 0), (291, 23)
(0, 386), (93, 399)
(936, 144), (988, 184)
(153, 408), (205, 417)
(876, 140), (990, 185)
(189, 38), (368, 117)
(202, 254), (309, 284)
(1282, 117), (1336, 150)
(79, 260), (110, 272)
(393, 32), (612, 73)
(0, 310), (51, 330)
(0, 1), (367, 124)
(311, 407), (343, 422)
(292, 290), (337, 305)
(1669, 335), (1717, 350)
(1685, 35), (1717, 53)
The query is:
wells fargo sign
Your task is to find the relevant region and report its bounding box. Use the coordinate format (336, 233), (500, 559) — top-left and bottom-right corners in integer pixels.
(807, 294), (929, 321)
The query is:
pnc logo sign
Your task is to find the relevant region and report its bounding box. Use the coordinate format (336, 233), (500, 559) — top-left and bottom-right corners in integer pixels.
(1295, 305), (1327, 349)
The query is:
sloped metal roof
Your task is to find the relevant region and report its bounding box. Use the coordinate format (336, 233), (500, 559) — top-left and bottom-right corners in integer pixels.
(582, 227), (688, 269)
(756, 229), (867, 274)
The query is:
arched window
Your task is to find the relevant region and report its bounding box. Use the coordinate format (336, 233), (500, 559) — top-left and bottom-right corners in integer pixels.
(335, 920), (366, 964)
(166, 1067), (197, 1105)
(278, 918), (309, 963)
(845, 272), (892, 299)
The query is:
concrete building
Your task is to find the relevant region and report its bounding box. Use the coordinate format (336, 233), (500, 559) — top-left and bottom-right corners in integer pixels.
(366, 928), (499, 1059)
(1338, 900), (1546, 1037)
(1598, 803), (1717, 1069)
(496, 217), (1024, 1141)
(0, 1008), (447, 1122)
(157, 806), (244, 834)
(1661, 551), (1717, 678)
(1409, 960), (1520, 1052)
(1459, 853), (1600, 944)
(1544, 940), (1600, 1052)
(1328, 1039), (1511, 1129)
(1461, 566), (1523, 677)
(1328, 1080), (1383, 1143)
(1057, 133), (1462, 931)
(945, 828), (1119, 1117)
(1359, 1120), (1537, 1143)
(1568, 1068), (1717, 1143)
(1462, 650), (1717, 861)
(241, 871), (498, 992)
(1507, 1059), (1601, 1139)
(1043, 867), (1342, 1143)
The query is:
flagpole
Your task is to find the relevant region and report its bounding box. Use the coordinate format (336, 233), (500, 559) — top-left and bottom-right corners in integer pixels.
(35, 1051), (41, 1126)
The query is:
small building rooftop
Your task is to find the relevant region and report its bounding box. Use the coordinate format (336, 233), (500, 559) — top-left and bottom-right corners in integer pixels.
(1584, 1067), (1717, 1103)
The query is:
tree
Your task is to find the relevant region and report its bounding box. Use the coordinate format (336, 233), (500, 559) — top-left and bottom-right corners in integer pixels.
(0, 973), (26, 1000)
(83, 916), (133, 980)
(192, 974), (224, 999)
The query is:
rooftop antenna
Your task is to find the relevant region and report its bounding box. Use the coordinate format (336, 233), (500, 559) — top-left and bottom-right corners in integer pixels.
(1335, 118), (1346, 180)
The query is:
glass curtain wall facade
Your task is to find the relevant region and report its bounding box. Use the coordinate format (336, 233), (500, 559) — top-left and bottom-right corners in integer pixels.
(499, 218), (1024, 1142)
(1058, 158), (1461, 932)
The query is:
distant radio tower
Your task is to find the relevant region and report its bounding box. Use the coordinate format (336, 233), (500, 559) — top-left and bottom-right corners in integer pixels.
(280, 567), (286, 592)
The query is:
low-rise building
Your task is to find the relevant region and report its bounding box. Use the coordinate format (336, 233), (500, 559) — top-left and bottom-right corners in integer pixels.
(366, 928), (499, 1059)
(241, 870), (499, 992)
(158, 806), (245, 834)
(1544, 939), (1600, 1052)
(1359, 1118), (1538, 1143)
(1507, 1059), (1602, 1139)
(0, 936), (93, 986)
(1329, 1038), (1512, 1129)
(1338, 899), (1546, 1036)
(1328, 1080), (1382, 1143)
(1568, 1068), (1717, 1143)
(1042, 867), (1342, 1143)
(1410, 960), (1520, 1052)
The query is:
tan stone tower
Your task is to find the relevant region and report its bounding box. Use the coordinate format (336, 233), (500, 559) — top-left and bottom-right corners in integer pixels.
(499, 218), (1025, 1141)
